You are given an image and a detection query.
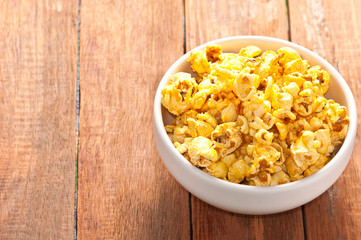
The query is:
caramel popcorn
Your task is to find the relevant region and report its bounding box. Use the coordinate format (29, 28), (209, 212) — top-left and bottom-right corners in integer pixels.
(162, 45), (349, 186)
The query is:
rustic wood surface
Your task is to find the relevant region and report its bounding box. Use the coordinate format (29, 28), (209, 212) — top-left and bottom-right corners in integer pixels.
(0, 0), (77, 239)
(289, 0), (361, 239)
(77, 0), (189, 239)
(186, 0), (289, 47)
(0, 0), (360, 239)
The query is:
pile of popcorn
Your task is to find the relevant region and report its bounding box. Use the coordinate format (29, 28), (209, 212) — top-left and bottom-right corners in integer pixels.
(161, 45), (349, 186)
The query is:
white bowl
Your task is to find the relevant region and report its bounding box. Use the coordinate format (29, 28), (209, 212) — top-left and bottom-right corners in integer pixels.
(153, 36), (357, 215)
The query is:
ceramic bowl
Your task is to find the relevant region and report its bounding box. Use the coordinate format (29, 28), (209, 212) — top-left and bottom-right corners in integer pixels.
(153, 36), (357, 214)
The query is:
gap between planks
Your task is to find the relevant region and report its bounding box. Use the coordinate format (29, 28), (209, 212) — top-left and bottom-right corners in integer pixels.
(74, 0), (81, 239)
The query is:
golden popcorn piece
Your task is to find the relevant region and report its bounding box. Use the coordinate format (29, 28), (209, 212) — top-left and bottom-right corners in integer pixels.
(249, 172), (272, 186)
(319, 70), (330, 94)
(304, 155), (329, 177)
(284, 73), (306, 88)
(293, 97), (313, 116)
(253, 144), (281, 168)
(270, 143), (286, 167)
(296, 118), (311, 131)
(164, 124), (175, 133)
(246, 157), (274, 186)
(175, 110), (198, 126)
(245, 144), (283, 186)
(233, 72), (260, 101)
(197, 112), (218, 128)
(206, 45), (223, 63)
(312, 97), (327, 112)
(283, 82), (301, 97)
(243, 93), (271, 120)
(307, 66), (330, 95)
(221, 154), (237, 168)
(314, 129), (331, 155)
(271, 170), (291, 186)
(206, 161), (228, 179)
(213, 66), (238, 86)
(275, 122), (288, 141)
(263, 76), (274, 99)
(161, 72), (197, 116)
(277, 47), (301, 65)
(228, 159), (250, 183)
(211, 122), (242, 157)
(286, 131), (322, 179)
(255, 129), (274, 145)
(187, 118), (214, 138)
(272, 92), (293, 110)
(309, 117), (323, 131)
(273, 108), (296, 121)
(284, 58), (310, 75)
(188, 50), (211, 76)
(285, 156), (304, 181)
(236, 115), (249, 134)
(257, 50), (280, 79)
(161, 45), (349, 186)
(221, 102), (238, 123)
(174, 141), (188, 154)
(188, 136), (219, 167)
(192, 89), (210, 109)
(173, 125), (189, 143)
(239, 45), (261, 58)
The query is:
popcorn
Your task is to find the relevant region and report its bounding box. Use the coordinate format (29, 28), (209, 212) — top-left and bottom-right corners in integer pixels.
(233, 73), (260, 101)
(284, 58), (310, 75)
(161, 45), (349, 186)
(211, 122), (242, 157)
(206, 161), (228, 179)
(228, 159), (250, 183)
(239, 45), (261, 58)
(277, 47), (301, 64)
(161, 73), (197, 115)
(187, 118), (214, 138)
(255, 129), (274, 145)
(188, 50), (210, 76)
(221, 102), (238, 123)
(187, 136), (219, 167)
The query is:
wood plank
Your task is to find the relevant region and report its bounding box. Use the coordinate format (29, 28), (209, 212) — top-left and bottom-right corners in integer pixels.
(77, 0), (189, 239)
(192, 197), (304, 240)
(186, 0), (289, 48)
(0, 0), (77, 239)
(186, 0), (304, 239)
(289, 0), (361, 239)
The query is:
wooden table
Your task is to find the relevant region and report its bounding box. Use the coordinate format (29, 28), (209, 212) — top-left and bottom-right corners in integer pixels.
(0, 0), (360, 239)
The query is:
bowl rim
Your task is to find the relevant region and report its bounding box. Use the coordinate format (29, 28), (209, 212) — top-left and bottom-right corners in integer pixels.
(154, 35), (357, 192)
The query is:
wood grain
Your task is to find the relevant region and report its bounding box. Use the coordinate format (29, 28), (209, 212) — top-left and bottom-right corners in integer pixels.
(289, 0), (361, 239)
(78, 0), (189, 239)
(186, 0), (289, 48)
(192, 197), (304, 240)
(186, 0), (304, 239)
(0, 0), (77, 239)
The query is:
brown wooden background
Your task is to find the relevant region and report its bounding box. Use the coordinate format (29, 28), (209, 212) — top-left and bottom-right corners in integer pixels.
(0, 0), (360, 239)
